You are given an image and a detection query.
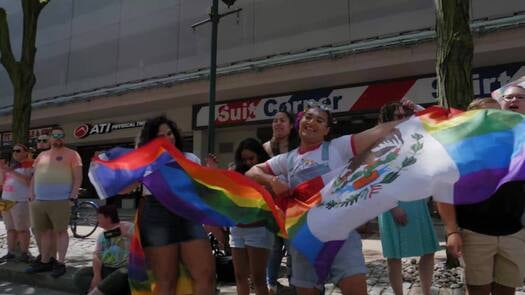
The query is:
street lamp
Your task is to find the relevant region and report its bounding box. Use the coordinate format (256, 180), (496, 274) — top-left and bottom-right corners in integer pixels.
(192, 0), (242, 154)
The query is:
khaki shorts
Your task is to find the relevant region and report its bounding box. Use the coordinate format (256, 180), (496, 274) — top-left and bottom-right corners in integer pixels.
(30, 200), (71, 232)
(462, 228), (525, 288)
(1, 202), (30, 231)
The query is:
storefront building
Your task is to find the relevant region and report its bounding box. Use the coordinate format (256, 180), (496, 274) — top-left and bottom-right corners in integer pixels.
(0, 1), (524, 201)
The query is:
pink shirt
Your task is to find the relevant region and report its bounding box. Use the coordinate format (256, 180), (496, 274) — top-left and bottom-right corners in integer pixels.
(33, 147), (82, 200)
(1, 160), (33, 202)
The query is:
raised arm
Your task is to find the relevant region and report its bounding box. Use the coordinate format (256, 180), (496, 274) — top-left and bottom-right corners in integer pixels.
(352, 120), (400, 156)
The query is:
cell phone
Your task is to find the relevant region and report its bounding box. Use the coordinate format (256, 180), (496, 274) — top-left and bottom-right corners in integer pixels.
(103, 227), (122, 239)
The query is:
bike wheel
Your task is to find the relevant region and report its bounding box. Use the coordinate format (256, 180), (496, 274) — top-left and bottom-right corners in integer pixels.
(71, 202), (99, 238)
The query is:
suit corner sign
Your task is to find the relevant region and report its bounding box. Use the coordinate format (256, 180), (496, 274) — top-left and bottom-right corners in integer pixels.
(73, 121), (145, 139)
(192, 62), (525, 128)
(194, 92), (350, 129)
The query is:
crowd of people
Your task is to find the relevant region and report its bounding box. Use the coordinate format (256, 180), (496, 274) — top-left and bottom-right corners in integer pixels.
(1, 84), (525, 295)
(0, 129), (83, 280)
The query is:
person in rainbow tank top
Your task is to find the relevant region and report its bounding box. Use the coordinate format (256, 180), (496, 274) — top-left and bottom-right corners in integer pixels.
(247, 102), (400, 295)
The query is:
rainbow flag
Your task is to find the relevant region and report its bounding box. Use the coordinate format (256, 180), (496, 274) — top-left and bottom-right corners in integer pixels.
(89, 138), (284, 233)
(89, 138), (286, 294)
(287, 106), (525, 281)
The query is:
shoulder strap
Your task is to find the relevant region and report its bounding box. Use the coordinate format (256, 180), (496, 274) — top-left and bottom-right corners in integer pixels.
(321, 141), (330, 161)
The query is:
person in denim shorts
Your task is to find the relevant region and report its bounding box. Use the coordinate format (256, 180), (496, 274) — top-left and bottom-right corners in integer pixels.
(248, 103), (400, 295)
(229, 138), (274, 295)
(136, 116), (215, 294)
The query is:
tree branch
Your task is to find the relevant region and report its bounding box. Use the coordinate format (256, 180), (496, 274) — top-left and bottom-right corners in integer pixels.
(0, 7), (17, 74)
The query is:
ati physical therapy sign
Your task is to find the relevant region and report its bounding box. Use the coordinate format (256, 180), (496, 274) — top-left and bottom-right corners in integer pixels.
(73, 121), (145, 139)
(193, 63), (525, 128)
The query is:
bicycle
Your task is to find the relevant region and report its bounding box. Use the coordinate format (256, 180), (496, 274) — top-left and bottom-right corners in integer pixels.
(70, 198), (99, 238)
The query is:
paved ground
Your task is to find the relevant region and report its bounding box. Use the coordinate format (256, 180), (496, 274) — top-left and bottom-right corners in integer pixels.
(0, 280), (71, 295)
(0, 208), (521, 294)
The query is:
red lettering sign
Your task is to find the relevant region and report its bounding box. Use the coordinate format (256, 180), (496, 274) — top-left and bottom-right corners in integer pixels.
(216, 99), (260, 125)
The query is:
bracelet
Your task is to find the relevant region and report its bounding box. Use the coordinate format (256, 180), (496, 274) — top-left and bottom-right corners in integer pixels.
(446, 231), (461, 238)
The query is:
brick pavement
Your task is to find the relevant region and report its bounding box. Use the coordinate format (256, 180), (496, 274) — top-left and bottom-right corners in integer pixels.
(1, 211), (522, 294)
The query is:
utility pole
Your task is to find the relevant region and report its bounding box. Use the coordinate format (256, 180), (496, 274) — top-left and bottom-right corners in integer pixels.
(192, 1), (242, 154)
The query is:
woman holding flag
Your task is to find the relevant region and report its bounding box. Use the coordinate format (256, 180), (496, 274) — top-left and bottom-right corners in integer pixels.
(230, 138), (273, 295)
(247, 102), (401, 295)
(136, 116), (215, 295)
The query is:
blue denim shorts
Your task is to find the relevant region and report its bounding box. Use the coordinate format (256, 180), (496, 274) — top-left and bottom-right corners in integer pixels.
(140, 197), (207, 247)
(290, 230), (367, 289)
(229, 226), (275, 249)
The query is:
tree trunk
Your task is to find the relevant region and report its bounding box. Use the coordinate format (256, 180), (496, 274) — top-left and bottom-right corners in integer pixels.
(11, 71), (35, 145)
(435, 0), (473, 269)
(435, 0), (473, 110)
(0, 0), (47, 146)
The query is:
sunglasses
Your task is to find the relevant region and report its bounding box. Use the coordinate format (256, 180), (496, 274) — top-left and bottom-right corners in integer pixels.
(502, 95), (525, 102)
(12, 149), (24, 153)
(305, 100), (331, 112)
(37, 139), (48, 143)
(51, 133), (65, 139)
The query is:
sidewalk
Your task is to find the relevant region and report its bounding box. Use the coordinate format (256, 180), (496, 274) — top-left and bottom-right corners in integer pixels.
(0, 213), (517, 295)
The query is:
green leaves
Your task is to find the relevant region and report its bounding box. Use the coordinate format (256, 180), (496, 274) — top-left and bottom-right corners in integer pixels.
(411, 133), (423, 140)
(402, 156), (417, 167)
(380, 171), (400, 184)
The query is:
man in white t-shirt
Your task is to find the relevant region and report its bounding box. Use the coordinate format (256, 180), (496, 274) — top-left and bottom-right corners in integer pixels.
(247, 104), (400, 295)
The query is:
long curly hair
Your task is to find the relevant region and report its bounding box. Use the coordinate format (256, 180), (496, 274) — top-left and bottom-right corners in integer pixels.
(234, 138), (269, 174)
(136, 115), (184, 151)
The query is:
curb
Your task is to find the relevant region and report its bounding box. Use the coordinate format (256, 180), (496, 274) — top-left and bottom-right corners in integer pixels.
(0, 261), (77, 293)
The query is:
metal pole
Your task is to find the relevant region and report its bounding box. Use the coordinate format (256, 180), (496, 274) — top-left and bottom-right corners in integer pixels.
(208, 0), (219, 154)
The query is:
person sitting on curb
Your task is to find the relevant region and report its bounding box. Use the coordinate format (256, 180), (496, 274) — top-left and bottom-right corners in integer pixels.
(73, 205), (133, 295)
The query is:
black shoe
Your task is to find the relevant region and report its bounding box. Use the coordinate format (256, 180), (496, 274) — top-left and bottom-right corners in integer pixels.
(49, 256), (57, 266)
(50, 262), (66, 278)
(25, 261), (53, 273)
(17, 252), (34, 263)
(30, 254), (41, 267)
(0, 252), (16, 262)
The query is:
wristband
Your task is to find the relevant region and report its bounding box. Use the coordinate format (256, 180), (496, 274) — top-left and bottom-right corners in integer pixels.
(446, 231), (461, 238)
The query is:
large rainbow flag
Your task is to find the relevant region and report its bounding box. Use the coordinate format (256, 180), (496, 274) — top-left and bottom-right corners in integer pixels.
(89, 138), (284, 232)
(286, 106), (525, 281)
(89, 138), (285, 294)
